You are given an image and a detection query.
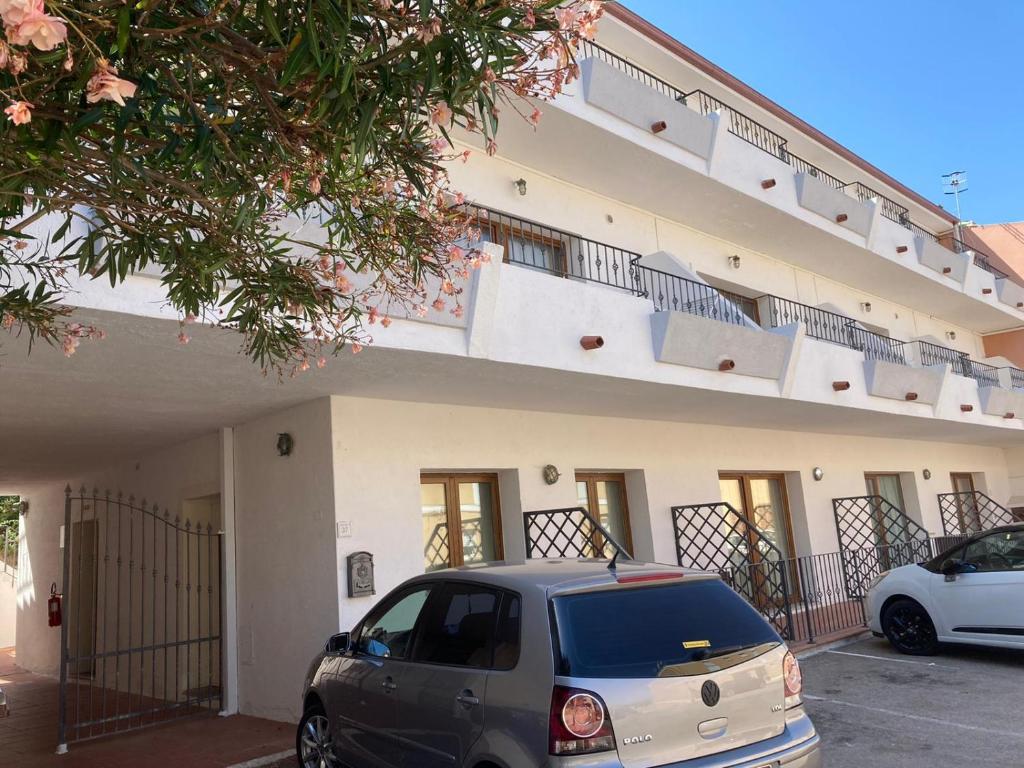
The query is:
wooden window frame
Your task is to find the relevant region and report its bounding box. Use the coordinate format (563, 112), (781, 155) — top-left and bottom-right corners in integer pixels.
(864, 472), (906, 510)
(950, 472), (981, 533)
(574, 472), (634, 555)
(718, 472), (798, 561)
(482, 218), (569, 276)
(420, 473), (503, 569)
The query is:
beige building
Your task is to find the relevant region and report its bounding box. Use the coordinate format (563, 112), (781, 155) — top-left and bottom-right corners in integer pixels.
(2, 1), (1024, 752)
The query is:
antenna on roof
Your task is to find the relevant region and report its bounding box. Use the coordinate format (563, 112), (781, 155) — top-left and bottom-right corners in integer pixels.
(607, 548), (621, 571)
(942, 171), (968, 231)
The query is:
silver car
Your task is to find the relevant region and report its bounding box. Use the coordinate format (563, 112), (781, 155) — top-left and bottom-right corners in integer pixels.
(297, 559), (821, 768)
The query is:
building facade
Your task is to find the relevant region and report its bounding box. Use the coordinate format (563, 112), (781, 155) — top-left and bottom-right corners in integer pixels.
(3, 2), (1024, 748)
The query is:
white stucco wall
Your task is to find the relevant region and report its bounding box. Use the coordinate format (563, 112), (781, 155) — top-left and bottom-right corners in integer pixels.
(327, 395), (1011, 627)
(232, 397), (339, 722)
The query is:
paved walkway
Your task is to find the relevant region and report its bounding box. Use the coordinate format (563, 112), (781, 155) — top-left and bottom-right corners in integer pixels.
(0, 648), (294, 768)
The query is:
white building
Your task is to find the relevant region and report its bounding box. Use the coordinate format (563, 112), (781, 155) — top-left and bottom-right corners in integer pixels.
(2, 3), (1023, 748)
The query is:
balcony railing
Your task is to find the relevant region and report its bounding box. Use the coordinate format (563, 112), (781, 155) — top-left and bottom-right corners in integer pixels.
(763, 296), (906, 363)
(576, 41), (1024, 297)
(912, 340), (1000, 387)
(1008, 367), (1024, 389)
(964, 359), (1001, 388)
(632, 264), (751, 325)
(949, 237), (1010, 280)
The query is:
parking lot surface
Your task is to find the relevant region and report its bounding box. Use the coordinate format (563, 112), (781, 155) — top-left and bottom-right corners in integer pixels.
(801, 635), (1024, 768)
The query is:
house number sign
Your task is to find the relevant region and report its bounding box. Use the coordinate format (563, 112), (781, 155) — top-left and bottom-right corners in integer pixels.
(347, 551), (375, 598)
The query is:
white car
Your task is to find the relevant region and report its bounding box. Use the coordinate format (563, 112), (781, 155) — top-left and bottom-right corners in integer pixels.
(866, 524), (1024, 655)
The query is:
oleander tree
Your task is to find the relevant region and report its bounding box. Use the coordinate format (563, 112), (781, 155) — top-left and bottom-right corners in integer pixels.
(0, 0), (602, 371)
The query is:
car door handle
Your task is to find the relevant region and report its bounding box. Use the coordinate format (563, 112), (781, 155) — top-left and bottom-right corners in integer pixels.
(381, 677), (398, 693)
(456, 690), (480, 707)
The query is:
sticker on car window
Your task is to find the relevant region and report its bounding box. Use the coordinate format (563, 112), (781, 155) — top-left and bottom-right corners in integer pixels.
(682, 640), (711, 649)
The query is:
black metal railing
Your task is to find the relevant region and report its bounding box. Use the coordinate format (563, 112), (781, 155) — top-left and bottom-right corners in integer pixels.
(842, 182), (910, 226)
(523, 506), (631, 560)
(1008, 367), (1024, 389)
(911, 340), (999, 387)
(788, 152), (845, 190)
(964, 359), (1000, 388)
(632, 263), (752, 324)
(578, 39), (686, 101)
(937, 491), (1015, 536)
(678, 89), (789, 160)
(763, 296), (906, 363)
(463, 205), (644, 294)
(949, 237), (1010, 280)
(849, 327), (907, 365)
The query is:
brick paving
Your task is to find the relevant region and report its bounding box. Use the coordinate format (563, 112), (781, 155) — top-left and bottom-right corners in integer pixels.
(0, 648), (293, 768)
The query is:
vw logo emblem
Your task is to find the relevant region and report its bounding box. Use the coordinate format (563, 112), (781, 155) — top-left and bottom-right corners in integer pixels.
(701, 680), (720, 707)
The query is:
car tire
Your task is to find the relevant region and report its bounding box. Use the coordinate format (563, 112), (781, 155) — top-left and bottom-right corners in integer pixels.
(881, 598), (938, 656)
(297, 701), (340, 768)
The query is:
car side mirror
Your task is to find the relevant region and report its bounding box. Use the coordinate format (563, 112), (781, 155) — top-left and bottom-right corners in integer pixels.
(325, 632), (351, 654)
(940, 559), (976, 580)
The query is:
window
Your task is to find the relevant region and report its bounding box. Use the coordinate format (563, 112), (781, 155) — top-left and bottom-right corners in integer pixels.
(551, 580), (780, 679)
(412, 582), (500, 668)
(356, 586), (432, 659)
(864, 473), (905, 511)
(492, 593), (522, 670)
(575, 473), (632, 555)
(951, 473), (981, 533)
(963, 531), (1024, 572)
(420, 474), (503, 571)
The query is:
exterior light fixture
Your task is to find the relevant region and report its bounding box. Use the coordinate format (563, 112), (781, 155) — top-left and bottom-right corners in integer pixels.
(812, 467), (824, 481)
(923, 469), (932, 480)
(514, 178), (527, 196)
(860, 302), (872, 313)
(276, 433), (294, 457)
(946, 331), (957, 341)
(543, 464), (561, 485)
(579, 335), (604, 350)
(728, 255), (741, 270)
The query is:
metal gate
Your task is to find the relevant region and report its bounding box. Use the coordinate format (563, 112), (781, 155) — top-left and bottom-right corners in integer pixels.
(58, 487), (223, 750)
(672, 502), (794, 641)
(523, 507), (631, 559)
(832, 495), (930, 598)
(937, 491), (1014, 536)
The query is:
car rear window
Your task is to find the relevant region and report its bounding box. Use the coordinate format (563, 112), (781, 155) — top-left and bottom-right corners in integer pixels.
(551, 578), (781, 679)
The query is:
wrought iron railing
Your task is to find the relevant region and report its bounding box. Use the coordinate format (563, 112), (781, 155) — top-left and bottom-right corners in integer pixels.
(632, 263), (752, 324)
(937, 491), (1015, 536)
(963, 359), (1000, 388)
(949, 237), (1010, 280)
(463, 205), (644, 294)
(523, 506), (631, 560)
(677, 89), (789, 160)
(788, 152), (844, 190)
(1008, 367), (1024, 390)
(578, 38), (685, 101)
(763, 296), (906, 363)
(842, 182), (910, 226)
(0, 525), (16, 577)
(832, 495), (932, 597)
(848, 327), (907, 365)
(912, 340), (995, 386)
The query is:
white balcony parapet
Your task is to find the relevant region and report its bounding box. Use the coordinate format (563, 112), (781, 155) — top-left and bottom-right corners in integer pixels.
(863, 358), (948, 406)
(794, 173), (877, 239)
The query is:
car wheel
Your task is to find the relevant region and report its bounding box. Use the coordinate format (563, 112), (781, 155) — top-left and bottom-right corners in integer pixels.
(297, 701), (340, 768)
(882, 598), (938, 655)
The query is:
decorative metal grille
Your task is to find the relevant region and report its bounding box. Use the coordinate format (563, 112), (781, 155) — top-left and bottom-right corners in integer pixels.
(423, 522), (450, 571)
(672, 503), (794, 641)
(523, 507), (630, 560)
(937, 491), (1014, 536)
(58, 488), (222, 750)
(832, 496), (931, 597)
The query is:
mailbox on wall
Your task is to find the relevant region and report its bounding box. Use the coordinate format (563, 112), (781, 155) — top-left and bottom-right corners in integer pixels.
(347, 551), (375, 598)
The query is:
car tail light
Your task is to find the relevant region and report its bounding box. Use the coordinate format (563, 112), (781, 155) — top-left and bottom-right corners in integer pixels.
(549, 686), (615, 756)
(783, 651), (803, 709)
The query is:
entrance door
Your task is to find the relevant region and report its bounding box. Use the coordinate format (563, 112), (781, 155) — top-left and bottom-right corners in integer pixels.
(864, 473), (910, 568)
(575, 473), (632, 556)
(951, 473), (981, 533)
(718, 474), (798, 602)
(420, 475), (503, 571)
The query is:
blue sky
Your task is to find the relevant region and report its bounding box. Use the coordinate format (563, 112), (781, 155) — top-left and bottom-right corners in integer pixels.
(619, 1), (1022, 224)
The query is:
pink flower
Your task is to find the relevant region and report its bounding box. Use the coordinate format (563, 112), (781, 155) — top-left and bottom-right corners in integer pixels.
(351, 342), (363, 354)
(4, 100), (31, 125)
(441, 279), (455, 295)
(1, 312), (14, 330)
(431, 298), (445, 312)
(336, 275), (352, 294)
(375, 0), (392, 8)
(430, 136), (447, 154)
(528, 107), (542, 127)
(448, 244), (465, 262)
(451, 305), (464, 319)
(61, 335), (79, 357)
(177, 331), (190, 345)
(7, 4), (67, 51)
(380, 316), (392, 328)
(309, 175), (321, 195)
(0, 0), (37, 26)
(86, 61), (137, 107)
(460, 150), (471, 163)
(453, 191), (465, 205)
(524, 7), (536, 28)
(429, 100), (452, 126)
(416, 16), (442, 44)
(367, 306), (379, 325)
(414, 304), (428, 318)
(317, 356), (327, 369)
(554, 7), (578, 29)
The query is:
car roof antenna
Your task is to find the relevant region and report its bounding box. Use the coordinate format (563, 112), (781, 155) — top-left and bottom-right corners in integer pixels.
(607, 548), (621, 572)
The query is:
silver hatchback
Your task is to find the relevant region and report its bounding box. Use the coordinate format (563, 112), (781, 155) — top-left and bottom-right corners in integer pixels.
(298, 559), (821, 768)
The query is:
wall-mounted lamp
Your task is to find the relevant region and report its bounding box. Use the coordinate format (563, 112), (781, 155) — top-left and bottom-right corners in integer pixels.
(860, 302), (872, 313)
(514, 178), (527, 196)
(922, 469), (932, 480)
(728, 255), (741, 270)
(946, 331), (957, 341)
(276, 432), (294, 457)
(542, 464), (561, 485)
(812, 467), (824, 481)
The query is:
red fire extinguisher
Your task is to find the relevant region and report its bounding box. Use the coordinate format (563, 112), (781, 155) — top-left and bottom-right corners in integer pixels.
(48, 583), (62, 628)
